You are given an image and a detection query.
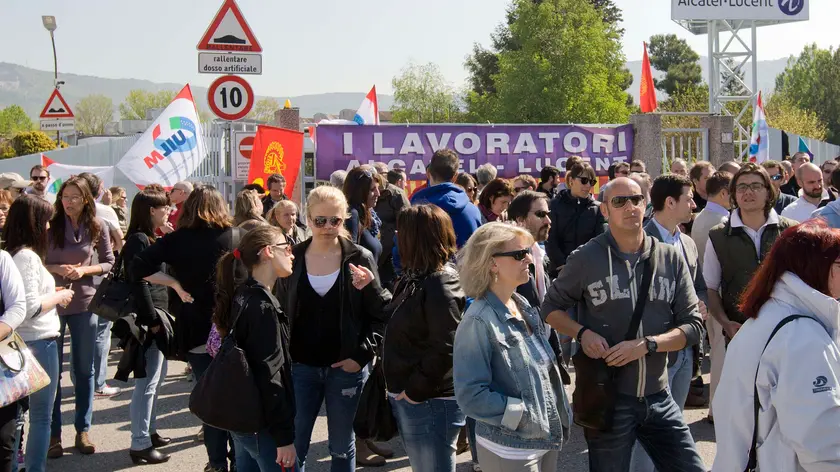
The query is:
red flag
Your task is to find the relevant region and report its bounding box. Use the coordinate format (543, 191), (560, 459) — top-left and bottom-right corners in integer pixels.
(640, 42), (657, 113)
(247, 125), (304, 198)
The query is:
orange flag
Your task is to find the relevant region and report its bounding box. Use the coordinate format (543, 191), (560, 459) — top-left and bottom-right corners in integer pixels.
(640, 42), (657, 113)
(247, 125), (304, 198)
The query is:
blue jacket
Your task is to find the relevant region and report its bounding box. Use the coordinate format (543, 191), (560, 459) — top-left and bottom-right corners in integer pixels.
(453, 291), (571, 450)
(812, 199), (840, 228)
(410, 183), (482, 248)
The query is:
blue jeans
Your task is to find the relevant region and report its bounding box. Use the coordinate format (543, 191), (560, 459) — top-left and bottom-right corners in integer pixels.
(292, 363), (369, 472)
(584, 390), (704, 472)
(630, 347), (694, 472)
(231, 430), (299, 472)
(188, 352), (233, 470)
(19, 339), (59, 472)
(93, 317), (112, 391)
(389, 397), (465, 472)
(130, 341), (168, 450)
(51, 312), (97, 438)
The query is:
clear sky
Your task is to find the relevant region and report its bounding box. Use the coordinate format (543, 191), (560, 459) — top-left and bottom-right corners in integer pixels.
(1, 0), (838, 97)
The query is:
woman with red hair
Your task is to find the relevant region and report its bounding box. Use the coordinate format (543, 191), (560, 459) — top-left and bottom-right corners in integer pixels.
(712, 221), (840, 471)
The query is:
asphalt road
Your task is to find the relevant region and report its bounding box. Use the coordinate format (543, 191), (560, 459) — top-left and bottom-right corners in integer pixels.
(46, 348), (717, 472)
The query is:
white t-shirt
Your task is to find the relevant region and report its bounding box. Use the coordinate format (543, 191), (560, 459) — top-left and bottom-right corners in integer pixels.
(11, 249), (60, 342)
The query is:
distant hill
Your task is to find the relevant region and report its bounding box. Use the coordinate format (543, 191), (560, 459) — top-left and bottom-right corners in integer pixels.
(0, 62), (394, 121)
(0, 57), (793, 122)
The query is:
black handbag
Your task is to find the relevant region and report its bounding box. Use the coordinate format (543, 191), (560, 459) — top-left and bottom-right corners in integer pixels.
(353, 358), (398, 442)
(189, 294), (264, 434)
(90, 251), (133, 322)
(572, 254), (654, 432)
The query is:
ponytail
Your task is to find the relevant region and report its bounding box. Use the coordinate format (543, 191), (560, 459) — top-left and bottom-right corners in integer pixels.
(212, 225), (286, 337)
(213, 252), (238, 338)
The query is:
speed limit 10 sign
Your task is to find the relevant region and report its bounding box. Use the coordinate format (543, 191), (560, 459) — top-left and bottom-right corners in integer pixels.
(207, 75), (254, 121)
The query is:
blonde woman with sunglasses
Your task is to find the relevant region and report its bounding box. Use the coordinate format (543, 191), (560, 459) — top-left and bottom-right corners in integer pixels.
(274, 185), (390, 472)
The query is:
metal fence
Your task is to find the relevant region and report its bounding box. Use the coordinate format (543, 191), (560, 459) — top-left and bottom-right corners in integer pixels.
(1, 122), (233, 204)
(661, 128), (709, 170)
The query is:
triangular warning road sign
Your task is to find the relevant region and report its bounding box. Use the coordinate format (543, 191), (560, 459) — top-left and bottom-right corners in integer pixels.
(196, 0), (262, 53)
(39, 88), (74, 119)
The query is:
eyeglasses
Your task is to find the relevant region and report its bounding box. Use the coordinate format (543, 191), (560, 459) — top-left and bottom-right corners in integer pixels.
(493, 248), (532, 261)
(61, 195), (82, 203)
(312, 216), (344, 228)
(532, 210), (549, 218)
(30, 176), (48, 181)
(610, 194), (645, 208)
(735, 183), (767, 193)
(769, 174), (783, 181)
(576, 177), (596, 186)
(270, 242), (292, 255)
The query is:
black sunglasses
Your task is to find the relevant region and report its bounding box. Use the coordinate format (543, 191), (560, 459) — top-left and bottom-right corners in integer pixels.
(31, 176), (48, 181)
(493, 248), (532, 261)
(576, 177), (597, 186)
(532, 210), (549, 218)
(770, 174), (783, 181)
(610, 194), (645, 208)
(312, 216), (344, 228)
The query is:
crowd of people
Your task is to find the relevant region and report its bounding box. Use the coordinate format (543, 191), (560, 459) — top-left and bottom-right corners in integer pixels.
(0, 149), (834, 472)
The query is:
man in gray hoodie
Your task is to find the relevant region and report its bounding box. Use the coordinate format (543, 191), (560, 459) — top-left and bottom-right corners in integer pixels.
(542, 177), (705, 472)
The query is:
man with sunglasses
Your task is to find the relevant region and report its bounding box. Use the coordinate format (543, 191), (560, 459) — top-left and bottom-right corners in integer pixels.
(508, 191), (551, 308)
(28, 164), (53, 202)
(542, 177), (705, 472)
(761, 161), (796, 215)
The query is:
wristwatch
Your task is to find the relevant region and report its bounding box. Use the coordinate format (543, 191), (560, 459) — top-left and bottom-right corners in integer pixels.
(645, 336), (658, 356)
(576, 326), (588, 344)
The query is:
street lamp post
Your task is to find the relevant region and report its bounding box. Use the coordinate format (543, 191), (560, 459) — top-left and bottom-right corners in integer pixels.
(41, 16), (60, 144)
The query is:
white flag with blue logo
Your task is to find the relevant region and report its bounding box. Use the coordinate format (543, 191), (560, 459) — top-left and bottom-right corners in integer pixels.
(117, 84), (207, 188)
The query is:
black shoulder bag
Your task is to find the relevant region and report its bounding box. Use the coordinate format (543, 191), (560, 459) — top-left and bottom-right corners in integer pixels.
(744, 314), (817, 472)
(572, 254), (654, 432)
(189, 293), (264, 434)
(89, 250), (133, 322)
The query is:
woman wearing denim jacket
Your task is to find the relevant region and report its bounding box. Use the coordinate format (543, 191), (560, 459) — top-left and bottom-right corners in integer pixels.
(453, 222), (571, 472)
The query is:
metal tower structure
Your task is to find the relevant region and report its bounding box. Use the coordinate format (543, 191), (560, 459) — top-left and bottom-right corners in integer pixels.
(673, 0), (810, 159)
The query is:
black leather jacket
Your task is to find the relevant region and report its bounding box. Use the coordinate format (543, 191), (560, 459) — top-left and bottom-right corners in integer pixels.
(545, 189), (606, 272)
(275, 237), (392, 368)
(382, 264), (465, 402)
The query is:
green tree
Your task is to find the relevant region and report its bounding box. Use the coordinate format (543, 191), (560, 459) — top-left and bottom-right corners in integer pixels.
(766, 92), (828, 141)
(10, 131), (55, 156)
(247, 98), (280, 123)
(75, 94), (114, 134)
(391, 62), (464, 123)
(775, 44), (840, 143)
(119, 90), (177, 120)
(464, 0), (630, 102)
(0, 105), (34, 138)
(647, 34), (702, 96)
(468, 0), (630, 124)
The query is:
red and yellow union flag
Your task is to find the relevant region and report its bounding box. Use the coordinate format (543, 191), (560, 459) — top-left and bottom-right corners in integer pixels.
(248, 125), (303, 198)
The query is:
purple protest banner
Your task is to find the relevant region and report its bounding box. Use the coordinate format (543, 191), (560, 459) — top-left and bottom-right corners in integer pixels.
(314, 124), (634, 180)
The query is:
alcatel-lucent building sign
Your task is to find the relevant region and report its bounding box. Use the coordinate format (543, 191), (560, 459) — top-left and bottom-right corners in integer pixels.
(672, 0), (809, 21)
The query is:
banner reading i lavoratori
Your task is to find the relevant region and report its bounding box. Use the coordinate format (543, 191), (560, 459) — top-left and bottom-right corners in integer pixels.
(313, 124), (634, 180)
